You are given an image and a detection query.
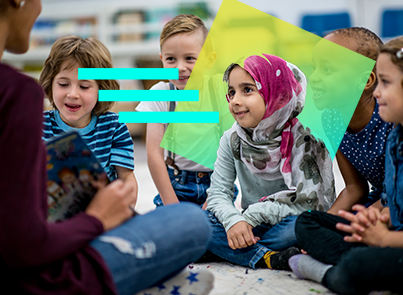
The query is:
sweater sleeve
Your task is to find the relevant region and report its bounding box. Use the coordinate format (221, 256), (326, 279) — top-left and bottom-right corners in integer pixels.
(0, 75), (104, 268)
(242, 201), (309, 227)
(206, 131), (245, 232)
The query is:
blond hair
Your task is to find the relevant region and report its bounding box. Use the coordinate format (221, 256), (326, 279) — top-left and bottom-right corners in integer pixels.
(160, 14), (208, 49)
(39, 35), (118, 116)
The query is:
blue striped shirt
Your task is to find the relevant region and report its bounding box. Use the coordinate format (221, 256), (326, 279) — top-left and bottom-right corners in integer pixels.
(43, 110), (134, 180)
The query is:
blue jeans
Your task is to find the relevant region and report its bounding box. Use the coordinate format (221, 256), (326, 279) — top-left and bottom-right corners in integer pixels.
(206, 212), (298, 269)
(154, 167), (239, 207)
(90, 203), (211, 295)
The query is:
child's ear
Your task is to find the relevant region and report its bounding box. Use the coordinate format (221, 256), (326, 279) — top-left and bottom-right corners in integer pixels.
(206, 52), (217, 70)
(159, 53), (163, 61)
(363, 71), (376, 90)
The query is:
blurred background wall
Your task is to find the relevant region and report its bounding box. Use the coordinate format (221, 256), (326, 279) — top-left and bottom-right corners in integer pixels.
(3, 0), (403, 138)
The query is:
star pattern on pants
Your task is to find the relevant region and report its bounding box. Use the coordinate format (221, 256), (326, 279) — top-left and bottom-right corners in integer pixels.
(157, 283), (166, 291)
(170, 286), (181, 295)
(186, 272), (199, 285)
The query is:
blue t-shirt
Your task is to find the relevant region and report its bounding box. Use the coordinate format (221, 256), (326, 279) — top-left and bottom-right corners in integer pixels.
(338, 102), (393, 196)
(43, 110), (134, 180)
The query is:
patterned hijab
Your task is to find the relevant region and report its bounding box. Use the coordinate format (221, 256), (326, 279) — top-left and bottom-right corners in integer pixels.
(225, 54), (335, 211)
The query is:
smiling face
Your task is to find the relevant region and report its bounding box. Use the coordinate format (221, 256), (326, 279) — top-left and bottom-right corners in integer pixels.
(310, 34), (360, 110)
(160, 30), (204, 90)
(52, 60), (99, 128)
(374, 53), (403, 126)
(227, 66), (266, 128)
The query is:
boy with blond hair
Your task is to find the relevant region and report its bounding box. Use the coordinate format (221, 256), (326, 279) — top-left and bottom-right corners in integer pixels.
(137, 14), (235, 208)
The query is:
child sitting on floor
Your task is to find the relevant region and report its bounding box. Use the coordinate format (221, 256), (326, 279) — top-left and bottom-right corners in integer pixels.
(290, 36), (403, 295)
(136, 14), (237, 208)
(206, 53), (335, 270)
(40, 35), (138, 204)
(312, 27), (394, 215)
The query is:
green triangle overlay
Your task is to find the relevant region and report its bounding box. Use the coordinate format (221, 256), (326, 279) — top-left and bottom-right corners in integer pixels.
(161, 0), (375, 169)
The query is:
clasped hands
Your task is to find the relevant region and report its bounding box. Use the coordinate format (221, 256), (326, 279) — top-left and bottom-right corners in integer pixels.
(336, 204), (391, 247)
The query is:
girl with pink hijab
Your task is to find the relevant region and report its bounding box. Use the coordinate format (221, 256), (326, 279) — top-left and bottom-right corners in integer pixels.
(205, 54), (335, 270)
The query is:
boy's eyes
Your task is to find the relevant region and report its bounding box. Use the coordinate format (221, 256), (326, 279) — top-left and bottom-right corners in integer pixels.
(165, 57), (197, 61)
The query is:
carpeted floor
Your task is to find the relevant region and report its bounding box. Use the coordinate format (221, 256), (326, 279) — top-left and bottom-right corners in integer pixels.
(191, 262), (334, 295)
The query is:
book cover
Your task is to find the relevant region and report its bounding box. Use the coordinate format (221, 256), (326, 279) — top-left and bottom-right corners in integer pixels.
(46, 131), (109, 222)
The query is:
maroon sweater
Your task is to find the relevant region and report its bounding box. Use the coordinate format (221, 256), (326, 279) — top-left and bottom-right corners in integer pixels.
(0, 63), (117, 294)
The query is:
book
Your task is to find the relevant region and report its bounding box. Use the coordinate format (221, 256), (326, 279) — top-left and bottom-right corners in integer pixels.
(46, 131), (110, 222)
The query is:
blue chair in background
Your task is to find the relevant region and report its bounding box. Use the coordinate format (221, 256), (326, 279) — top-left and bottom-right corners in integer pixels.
(301, 12), (351, 37)
(382, 9), (403, 38)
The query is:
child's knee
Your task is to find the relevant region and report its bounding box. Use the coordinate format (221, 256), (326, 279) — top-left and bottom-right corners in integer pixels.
(179, 203), (212, 239)
(295, 211), (316, 232)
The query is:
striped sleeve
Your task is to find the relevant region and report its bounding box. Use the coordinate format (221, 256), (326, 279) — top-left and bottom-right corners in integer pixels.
(110, 122), (135, 170)
(94, 112), (135, 171)
(42, 111), (64, 141)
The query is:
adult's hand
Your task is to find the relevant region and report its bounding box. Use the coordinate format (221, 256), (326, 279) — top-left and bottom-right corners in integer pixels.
(86, 180), (136, 231)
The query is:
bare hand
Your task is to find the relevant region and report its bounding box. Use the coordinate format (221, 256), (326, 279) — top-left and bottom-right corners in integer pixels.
(352, 204), (381, 226)
(341, 219), (390, 246)
(86, 179), (136, 231)
(226, 221), (259, 250)
(336, 205), (390, 246)
(115, 166), (138, 208)
(337, 204), (388, 234)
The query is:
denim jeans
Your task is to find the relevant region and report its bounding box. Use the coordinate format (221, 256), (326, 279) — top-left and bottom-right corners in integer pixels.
(206, 212), (298, 269)
(154, 167), (239, 207)
(90, 203), (211, 295)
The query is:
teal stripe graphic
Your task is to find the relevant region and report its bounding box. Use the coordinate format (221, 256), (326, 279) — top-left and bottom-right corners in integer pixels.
(119, 112), (219, 123)
(99, 90), (199, 101)
(78, 68), (179, 80)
